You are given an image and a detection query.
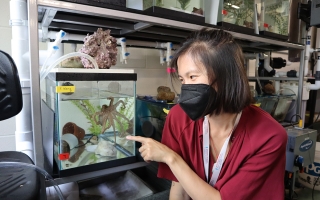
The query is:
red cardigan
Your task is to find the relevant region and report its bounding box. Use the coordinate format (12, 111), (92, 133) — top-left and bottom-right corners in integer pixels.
(158, 105), (287, 200)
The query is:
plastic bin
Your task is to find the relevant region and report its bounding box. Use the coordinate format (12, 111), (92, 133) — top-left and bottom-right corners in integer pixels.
(80, 170), (154, 200)
(255, 95), (293, 122)
(136, 96), (176, 142)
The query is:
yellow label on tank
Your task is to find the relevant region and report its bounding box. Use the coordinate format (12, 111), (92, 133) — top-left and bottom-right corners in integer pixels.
(56, 86), (75, 93)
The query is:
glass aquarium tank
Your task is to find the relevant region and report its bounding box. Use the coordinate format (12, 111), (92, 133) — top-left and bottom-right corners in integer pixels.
(127, 0), (204, 24)
(136, 96), (176, 142)
(218, 0), (255, 34)
(41, 68), (137, 177)
(255, 94), (293, 122)
(256, 0), (290, 40)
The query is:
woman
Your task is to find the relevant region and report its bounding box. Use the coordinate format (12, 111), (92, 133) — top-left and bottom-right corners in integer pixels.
(127, 28), (287, 200)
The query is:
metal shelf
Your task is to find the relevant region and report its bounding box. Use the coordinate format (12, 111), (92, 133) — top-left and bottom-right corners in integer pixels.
(37, 0), (304, 52)
(248, 77), (300, 81)
(28, 0), (306, 181)
(46, 162), (149, 187)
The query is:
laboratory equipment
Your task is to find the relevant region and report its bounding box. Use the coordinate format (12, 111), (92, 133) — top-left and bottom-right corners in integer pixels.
(285, 128), (317, 199)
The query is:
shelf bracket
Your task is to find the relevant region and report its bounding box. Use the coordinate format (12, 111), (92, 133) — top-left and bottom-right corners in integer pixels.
(120, 22), (152, 35)
(40, 9), (57, 42)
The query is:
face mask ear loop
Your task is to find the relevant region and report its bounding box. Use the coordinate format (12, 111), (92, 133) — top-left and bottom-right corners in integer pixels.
(200, 84), (217, 119)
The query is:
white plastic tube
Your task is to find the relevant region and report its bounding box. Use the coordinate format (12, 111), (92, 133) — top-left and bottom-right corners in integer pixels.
(308, 81), (320, 90)
(274, 71), (288, 92)
(305, 29), (313, 77)
(160, 42), (173, 66)
(39, 30), (85, 42)
(10, 0), (34, 160)
(40, 52), (99, 82)
(264, 52), (273, 72)
(159, 49), (165, 65)
(40, 30), (66, 77)
(166, 42), (173, 66)
(255, 54), (263, 94)
(117, 37), (130, 64)
(307, 28), (320, 90)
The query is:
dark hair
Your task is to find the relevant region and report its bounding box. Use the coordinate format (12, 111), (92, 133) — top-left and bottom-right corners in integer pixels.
(171, 28), (251, 115)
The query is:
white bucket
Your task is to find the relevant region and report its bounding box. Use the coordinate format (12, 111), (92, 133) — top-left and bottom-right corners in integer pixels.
(298, 142), (320, 191)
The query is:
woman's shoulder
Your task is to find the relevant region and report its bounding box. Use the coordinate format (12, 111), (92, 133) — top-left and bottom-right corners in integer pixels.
(168, 104), (183, 114)
(242, 105), (287, 142)
(232, 105), (288, 159)
(166, 104), (201, 134)
(167, 104), (190, 121)
(243, 105), (285, 129)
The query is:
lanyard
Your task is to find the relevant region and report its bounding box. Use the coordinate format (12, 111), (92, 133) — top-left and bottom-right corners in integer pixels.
(202, 112), (242, 186)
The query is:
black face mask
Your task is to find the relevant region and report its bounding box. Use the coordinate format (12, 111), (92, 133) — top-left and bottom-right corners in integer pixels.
(178, 84), (217, 121)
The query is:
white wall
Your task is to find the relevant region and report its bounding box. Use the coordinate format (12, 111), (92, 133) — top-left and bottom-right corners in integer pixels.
(0, 0), (16, 151)
(61, 43), (175, 96)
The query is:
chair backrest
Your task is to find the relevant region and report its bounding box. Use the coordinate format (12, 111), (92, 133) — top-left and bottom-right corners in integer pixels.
(0, 50), (23, 121)
(0, 51), (40, 199)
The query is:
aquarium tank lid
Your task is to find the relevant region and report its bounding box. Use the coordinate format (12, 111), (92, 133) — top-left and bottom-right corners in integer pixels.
(47, 68), (137, 81)
(51, 68), (134, 74)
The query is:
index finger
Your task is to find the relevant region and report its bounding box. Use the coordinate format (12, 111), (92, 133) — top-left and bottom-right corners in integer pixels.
(126, 135), (147, 143)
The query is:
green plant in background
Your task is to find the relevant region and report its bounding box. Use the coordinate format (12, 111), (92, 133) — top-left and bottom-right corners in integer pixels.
(71, 98), (134, 139)
(71, 100), (104, 136)
(89, 153), (98, 163)
(115, 98), (134, 137)
(155, 0), (163, 6)
(265, 1), (288, 35)
(143, 0), (163, 9)
(178, 0), (191, 10)
(223, 0), (254, 27)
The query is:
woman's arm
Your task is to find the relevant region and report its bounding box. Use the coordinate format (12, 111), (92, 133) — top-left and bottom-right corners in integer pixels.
(126, 136), (221, 200)
(167, 151), (221, 200)
(170, 181), (190, 200)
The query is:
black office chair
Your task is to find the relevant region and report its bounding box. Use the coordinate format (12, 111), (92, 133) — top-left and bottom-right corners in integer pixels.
(0, 50), (40, 200)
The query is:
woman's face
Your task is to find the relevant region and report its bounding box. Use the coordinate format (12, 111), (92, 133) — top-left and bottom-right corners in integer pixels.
(177, 53), (209, 85)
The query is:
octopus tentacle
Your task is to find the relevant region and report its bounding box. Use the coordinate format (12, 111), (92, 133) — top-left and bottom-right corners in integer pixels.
(100, 115), (111, 134)
(111, 112), (127, 137)
(107, 97), (114, 107)
(112, 100), (126, 109)
(113, 111), (131, 123)
(92, 97), (133, 145)
(107, 114), (117, 145)
(92, 112), (102, 125)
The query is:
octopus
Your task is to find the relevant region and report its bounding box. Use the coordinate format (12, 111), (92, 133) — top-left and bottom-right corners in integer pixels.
(92, 97), (131, 144)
